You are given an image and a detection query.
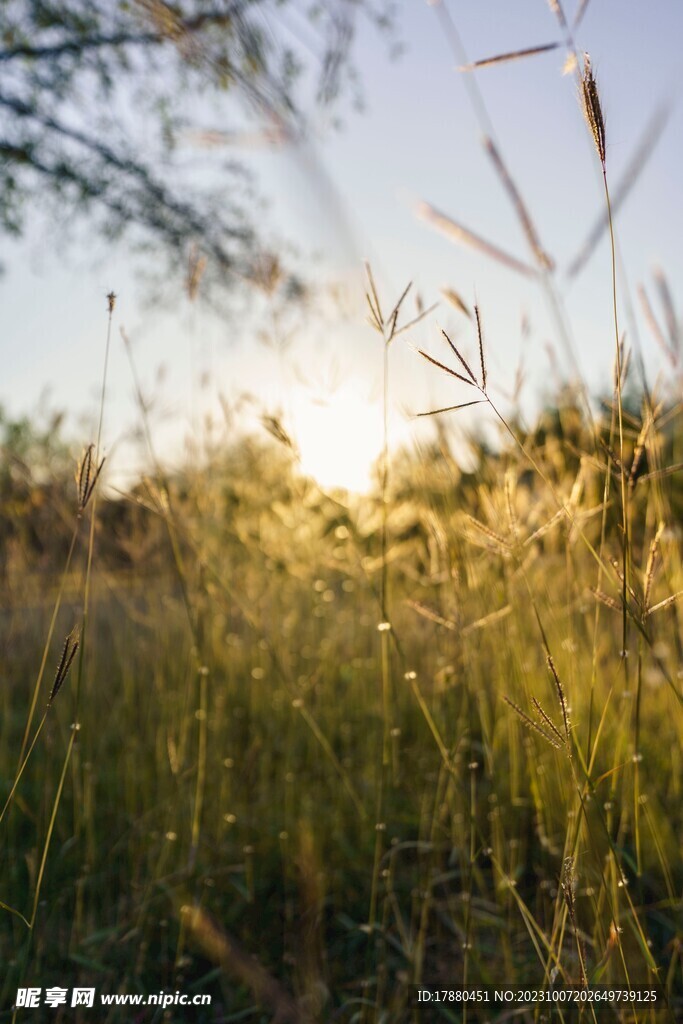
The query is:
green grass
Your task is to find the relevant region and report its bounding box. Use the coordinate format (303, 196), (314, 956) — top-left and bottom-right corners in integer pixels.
(1, 397), (681, 1021)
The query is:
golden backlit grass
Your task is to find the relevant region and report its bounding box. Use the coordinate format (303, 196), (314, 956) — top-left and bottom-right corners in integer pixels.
(1, 382), (681, 1021)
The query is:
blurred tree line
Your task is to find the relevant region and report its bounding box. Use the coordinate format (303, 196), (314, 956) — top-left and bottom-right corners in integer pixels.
(3, 392), (680, 601)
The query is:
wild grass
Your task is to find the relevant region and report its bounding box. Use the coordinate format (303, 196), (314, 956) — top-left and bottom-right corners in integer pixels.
(1, 14), (682, 1024)
(1, 360), (682, 1021)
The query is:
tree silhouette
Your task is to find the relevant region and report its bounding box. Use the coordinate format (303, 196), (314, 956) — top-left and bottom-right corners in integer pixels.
(0, 0), (391, 293)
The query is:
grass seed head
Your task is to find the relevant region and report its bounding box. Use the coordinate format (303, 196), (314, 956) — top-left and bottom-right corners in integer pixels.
(503, 696), (563, 750)
(475, 306), (487, 392)
(561, 857), (578, 921)
(546, 652), (572, 750)
(48, 630), (80, 707)
(76, 445), (106, 514)
(581, 54), (606, 166)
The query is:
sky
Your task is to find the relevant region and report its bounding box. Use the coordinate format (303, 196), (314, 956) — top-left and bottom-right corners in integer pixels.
(2, 0), (683, 491)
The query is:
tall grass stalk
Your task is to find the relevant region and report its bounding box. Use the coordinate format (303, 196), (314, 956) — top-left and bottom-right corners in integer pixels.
(429, 0), (597, 439)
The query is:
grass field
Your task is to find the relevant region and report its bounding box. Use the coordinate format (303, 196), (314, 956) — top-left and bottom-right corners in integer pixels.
(1, 327), (682, 1022)
(1, 38), (682, 1024)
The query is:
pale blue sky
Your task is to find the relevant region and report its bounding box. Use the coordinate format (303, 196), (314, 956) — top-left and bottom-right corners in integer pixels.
(2, 0), (682, 487)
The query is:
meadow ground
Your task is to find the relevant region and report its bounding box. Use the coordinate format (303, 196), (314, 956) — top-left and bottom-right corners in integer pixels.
(1, 344), (682, 1022)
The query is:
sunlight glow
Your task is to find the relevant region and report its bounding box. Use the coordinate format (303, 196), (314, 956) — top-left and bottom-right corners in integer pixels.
(292, 385), (384, 493)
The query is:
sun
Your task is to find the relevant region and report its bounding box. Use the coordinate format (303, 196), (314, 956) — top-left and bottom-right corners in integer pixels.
(292, 384), (384, 494)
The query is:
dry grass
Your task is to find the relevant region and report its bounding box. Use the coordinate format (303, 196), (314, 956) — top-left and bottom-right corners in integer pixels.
(1, 12), (682, 1024)
(1, 373), (681, 1021)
